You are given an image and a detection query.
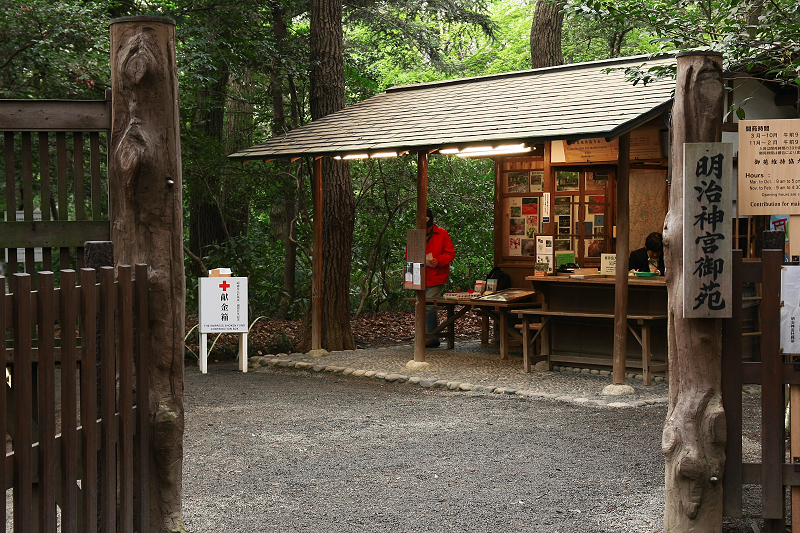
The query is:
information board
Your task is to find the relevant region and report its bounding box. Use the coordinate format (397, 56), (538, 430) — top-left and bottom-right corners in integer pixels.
(683, 143), (733, 318)
(738, 119), (800, 215)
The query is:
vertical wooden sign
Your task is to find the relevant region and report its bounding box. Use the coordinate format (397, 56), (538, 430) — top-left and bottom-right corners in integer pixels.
(683, 142), (733, 318)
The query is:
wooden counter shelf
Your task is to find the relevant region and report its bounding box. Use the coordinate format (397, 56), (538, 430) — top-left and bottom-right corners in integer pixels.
(521, 274), (668, 385)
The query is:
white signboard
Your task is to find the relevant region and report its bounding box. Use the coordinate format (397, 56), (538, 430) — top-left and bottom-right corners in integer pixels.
(738, 119), (800, 215)
(781, 265), (800, 353)
(601, 253), (616, 275)
(683, 143), (733, 318)
(541, 192), (551, 223)
(199, 277), (248, 333)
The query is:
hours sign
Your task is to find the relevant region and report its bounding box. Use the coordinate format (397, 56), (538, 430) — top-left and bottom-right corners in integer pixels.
(738, 119), (800, 215)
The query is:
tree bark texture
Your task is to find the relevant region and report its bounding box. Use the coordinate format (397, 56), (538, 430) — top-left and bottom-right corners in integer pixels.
(298, 0), (356, 350)
(662, 52), (725, 532)
(530, 0), (564, 69)
(109, 17), (186, 533)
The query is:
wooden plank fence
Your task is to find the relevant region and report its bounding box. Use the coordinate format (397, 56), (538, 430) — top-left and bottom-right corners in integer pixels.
(1, 97), (112, 282)
(722, 248), (792, 532)
(1, 264), (149, 532)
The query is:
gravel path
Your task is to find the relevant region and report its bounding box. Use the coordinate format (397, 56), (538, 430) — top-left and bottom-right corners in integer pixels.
(183, 344), (771, 533)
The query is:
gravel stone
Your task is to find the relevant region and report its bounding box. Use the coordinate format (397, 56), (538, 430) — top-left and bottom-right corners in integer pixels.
(182, 350), (761, 533)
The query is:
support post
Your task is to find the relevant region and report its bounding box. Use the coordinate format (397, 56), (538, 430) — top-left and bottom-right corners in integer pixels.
(613, 132), (631, 384)
(414, 151), (428, 362)
(662, 51), (726, 532)
(109, 16), (185, 532)
(312, 157), (323, 350)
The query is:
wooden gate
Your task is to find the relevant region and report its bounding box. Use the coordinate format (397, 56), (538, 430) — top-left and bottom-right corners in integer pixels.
(1, 264), (150, 532)
(722, 248), (792, 532)
(1, 96), (111, 280)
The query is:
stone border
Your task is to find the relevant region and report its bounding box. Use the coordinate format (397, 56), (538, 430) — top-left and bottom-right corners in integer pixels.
(550, 365), (667, 383)
(249, 357), (669, 408)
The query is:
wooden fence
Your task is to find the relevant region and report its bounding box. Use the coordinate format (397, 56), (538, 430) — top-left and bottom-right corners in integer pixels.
(722, 248), (792, 532)
(1, 264), (149, 533)
(1, 97), (111, 281)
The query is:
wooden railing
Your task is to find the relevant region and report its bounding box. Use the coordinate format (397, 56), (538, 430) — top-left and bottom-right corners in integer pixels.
(1, 264), (149, 533)
(1, 97), (112, 279)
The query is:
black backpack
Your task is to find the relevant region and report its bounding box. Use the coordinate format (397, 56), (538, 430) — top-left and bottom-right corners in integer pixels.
(486, 267), (512, 291)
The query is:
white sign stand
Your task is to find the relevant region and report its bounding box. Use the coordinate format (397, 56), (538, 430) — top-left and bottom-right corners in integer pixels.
(198, 274), (248, 373)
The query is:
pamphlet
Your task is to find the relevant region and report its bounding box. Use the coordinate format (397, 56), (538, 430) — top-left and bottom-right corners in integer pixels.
(425, 253), (434, 267)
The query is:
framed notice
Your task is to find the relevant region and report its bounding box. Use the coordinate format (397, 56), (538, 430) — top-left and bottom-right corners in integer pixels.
(683, 142), (733, 318)
(738, 119), (800, 215)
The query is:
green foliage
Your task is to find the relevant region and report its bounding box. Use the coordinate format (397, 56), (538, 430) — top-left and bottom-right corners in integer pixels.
(565, 0), (800, 85)
(0, 0), (110, 99)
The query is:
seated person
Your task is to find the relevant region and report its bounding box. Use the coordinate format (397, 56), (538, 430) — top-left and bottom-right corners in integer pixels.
(629, 232), (665, 275)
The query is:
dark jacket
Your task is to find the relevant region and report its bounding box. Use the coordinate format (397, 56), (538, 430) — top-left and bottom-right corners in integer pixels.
(629, 247), (665, 275)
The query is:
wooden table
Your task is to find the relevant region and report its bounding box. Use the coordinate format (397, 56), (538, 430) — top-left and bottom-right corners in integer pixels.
(422, 296), (541, 359)
(521, 275), (668, 384)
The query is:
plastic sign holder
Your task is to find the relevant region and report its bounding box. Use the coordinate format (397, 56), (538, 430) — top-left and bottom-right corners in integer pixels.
(198, 269), (249, 373)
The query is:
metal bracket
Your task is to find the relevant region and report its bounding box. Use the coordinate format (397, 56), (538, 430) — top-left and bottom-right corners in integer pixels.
(793, 355), (800, 372)
(794, 456), (800, 473)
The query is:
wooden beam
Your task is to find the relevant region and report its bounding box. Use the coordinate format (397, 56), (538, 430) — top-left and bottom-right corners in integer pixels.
(312, 157), (323, 350)
(415, 151), (428, 362)
(0, 221), (110, 248)
(613, 132), (631, 385)
(0, 100), (111, 132)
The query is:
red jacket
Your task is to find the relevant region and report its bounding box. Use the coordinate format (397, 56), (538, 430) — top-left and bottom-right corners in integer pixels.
(426, 225), (455, 287)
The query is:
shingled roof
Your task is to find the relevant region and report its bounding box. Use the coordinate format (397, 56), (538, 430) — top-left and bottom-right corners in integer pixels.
(229, 54), (676, 161)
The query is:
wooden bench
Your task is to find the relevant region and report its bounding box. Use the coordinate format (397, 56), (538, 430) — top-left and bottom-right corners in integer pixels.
(513, 309), (668, 385)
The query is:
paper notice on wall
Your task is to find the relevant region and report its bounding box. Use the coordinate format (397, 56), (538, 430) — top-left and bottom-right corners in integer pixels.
(413, 263), (422, 287)
(781, 265), (800, 353)
(542, 193), (551, 223)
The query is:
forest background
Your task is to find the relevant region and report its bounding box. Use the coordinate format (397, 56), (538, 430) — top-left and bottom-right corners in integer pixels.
(2, 0), (798, 353)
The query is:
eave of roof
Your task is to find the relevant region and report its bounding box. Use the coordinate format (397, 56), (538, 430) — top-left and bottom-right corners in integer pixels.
(229, 54), (676, 162)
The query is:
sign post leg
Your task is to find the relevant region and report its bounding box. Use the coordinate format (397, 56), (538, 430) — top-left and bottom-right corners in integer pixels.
(200, 333), (208, 374)
(239, 333), (248, 373)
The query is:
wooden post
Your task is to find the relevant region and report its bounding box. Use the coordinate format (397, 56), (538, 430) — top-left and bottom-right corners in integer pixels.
(663, 51), (726, 532)
(414, 151), (428, 362)
(109, 16), (186, 533)
(312, 157), (323, 350)
(613, 132), (631, 384)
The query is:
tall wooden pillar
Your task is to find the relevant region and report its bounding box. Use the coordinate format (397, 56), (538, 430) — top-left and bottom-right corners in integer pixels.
(613, 132), (631, 384)
(662, 51), (726, 532)
(414, 151), (428, 362)
(312, 157), (323, 350)
(109, 16), (184, 533)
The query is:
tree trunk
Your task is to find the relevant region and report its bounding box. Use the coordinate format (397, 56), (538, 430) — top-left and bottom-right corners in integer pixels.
(530, 0), (564, 68)
(297, 0), (356, 350)
(109, 17), (186, 533)
(663, 51), (725, 532)
(269, 4), (299, 317)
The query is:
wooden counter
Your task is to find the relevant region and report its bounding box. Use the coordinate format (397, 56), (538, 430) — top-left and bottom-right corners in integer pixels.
(523, 275), (668, 380)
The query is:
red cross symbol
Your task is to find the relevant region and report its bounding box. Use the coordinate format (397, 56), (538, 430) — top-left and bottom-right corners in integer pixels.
(219, 280), (230, 291)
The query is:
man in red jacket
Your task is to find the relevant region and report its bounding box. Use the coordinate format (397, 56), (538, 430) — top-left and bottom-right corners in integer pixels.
(425, 208), (455, 347)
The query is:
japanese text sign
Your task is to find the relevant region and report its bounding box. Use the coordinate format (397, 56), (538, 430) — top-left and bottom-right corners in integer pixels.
(738, 119), (800, 215)
(683, 143), (733, 318)
(781, 266), (800, 353)
(199, 277), (248, 333)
